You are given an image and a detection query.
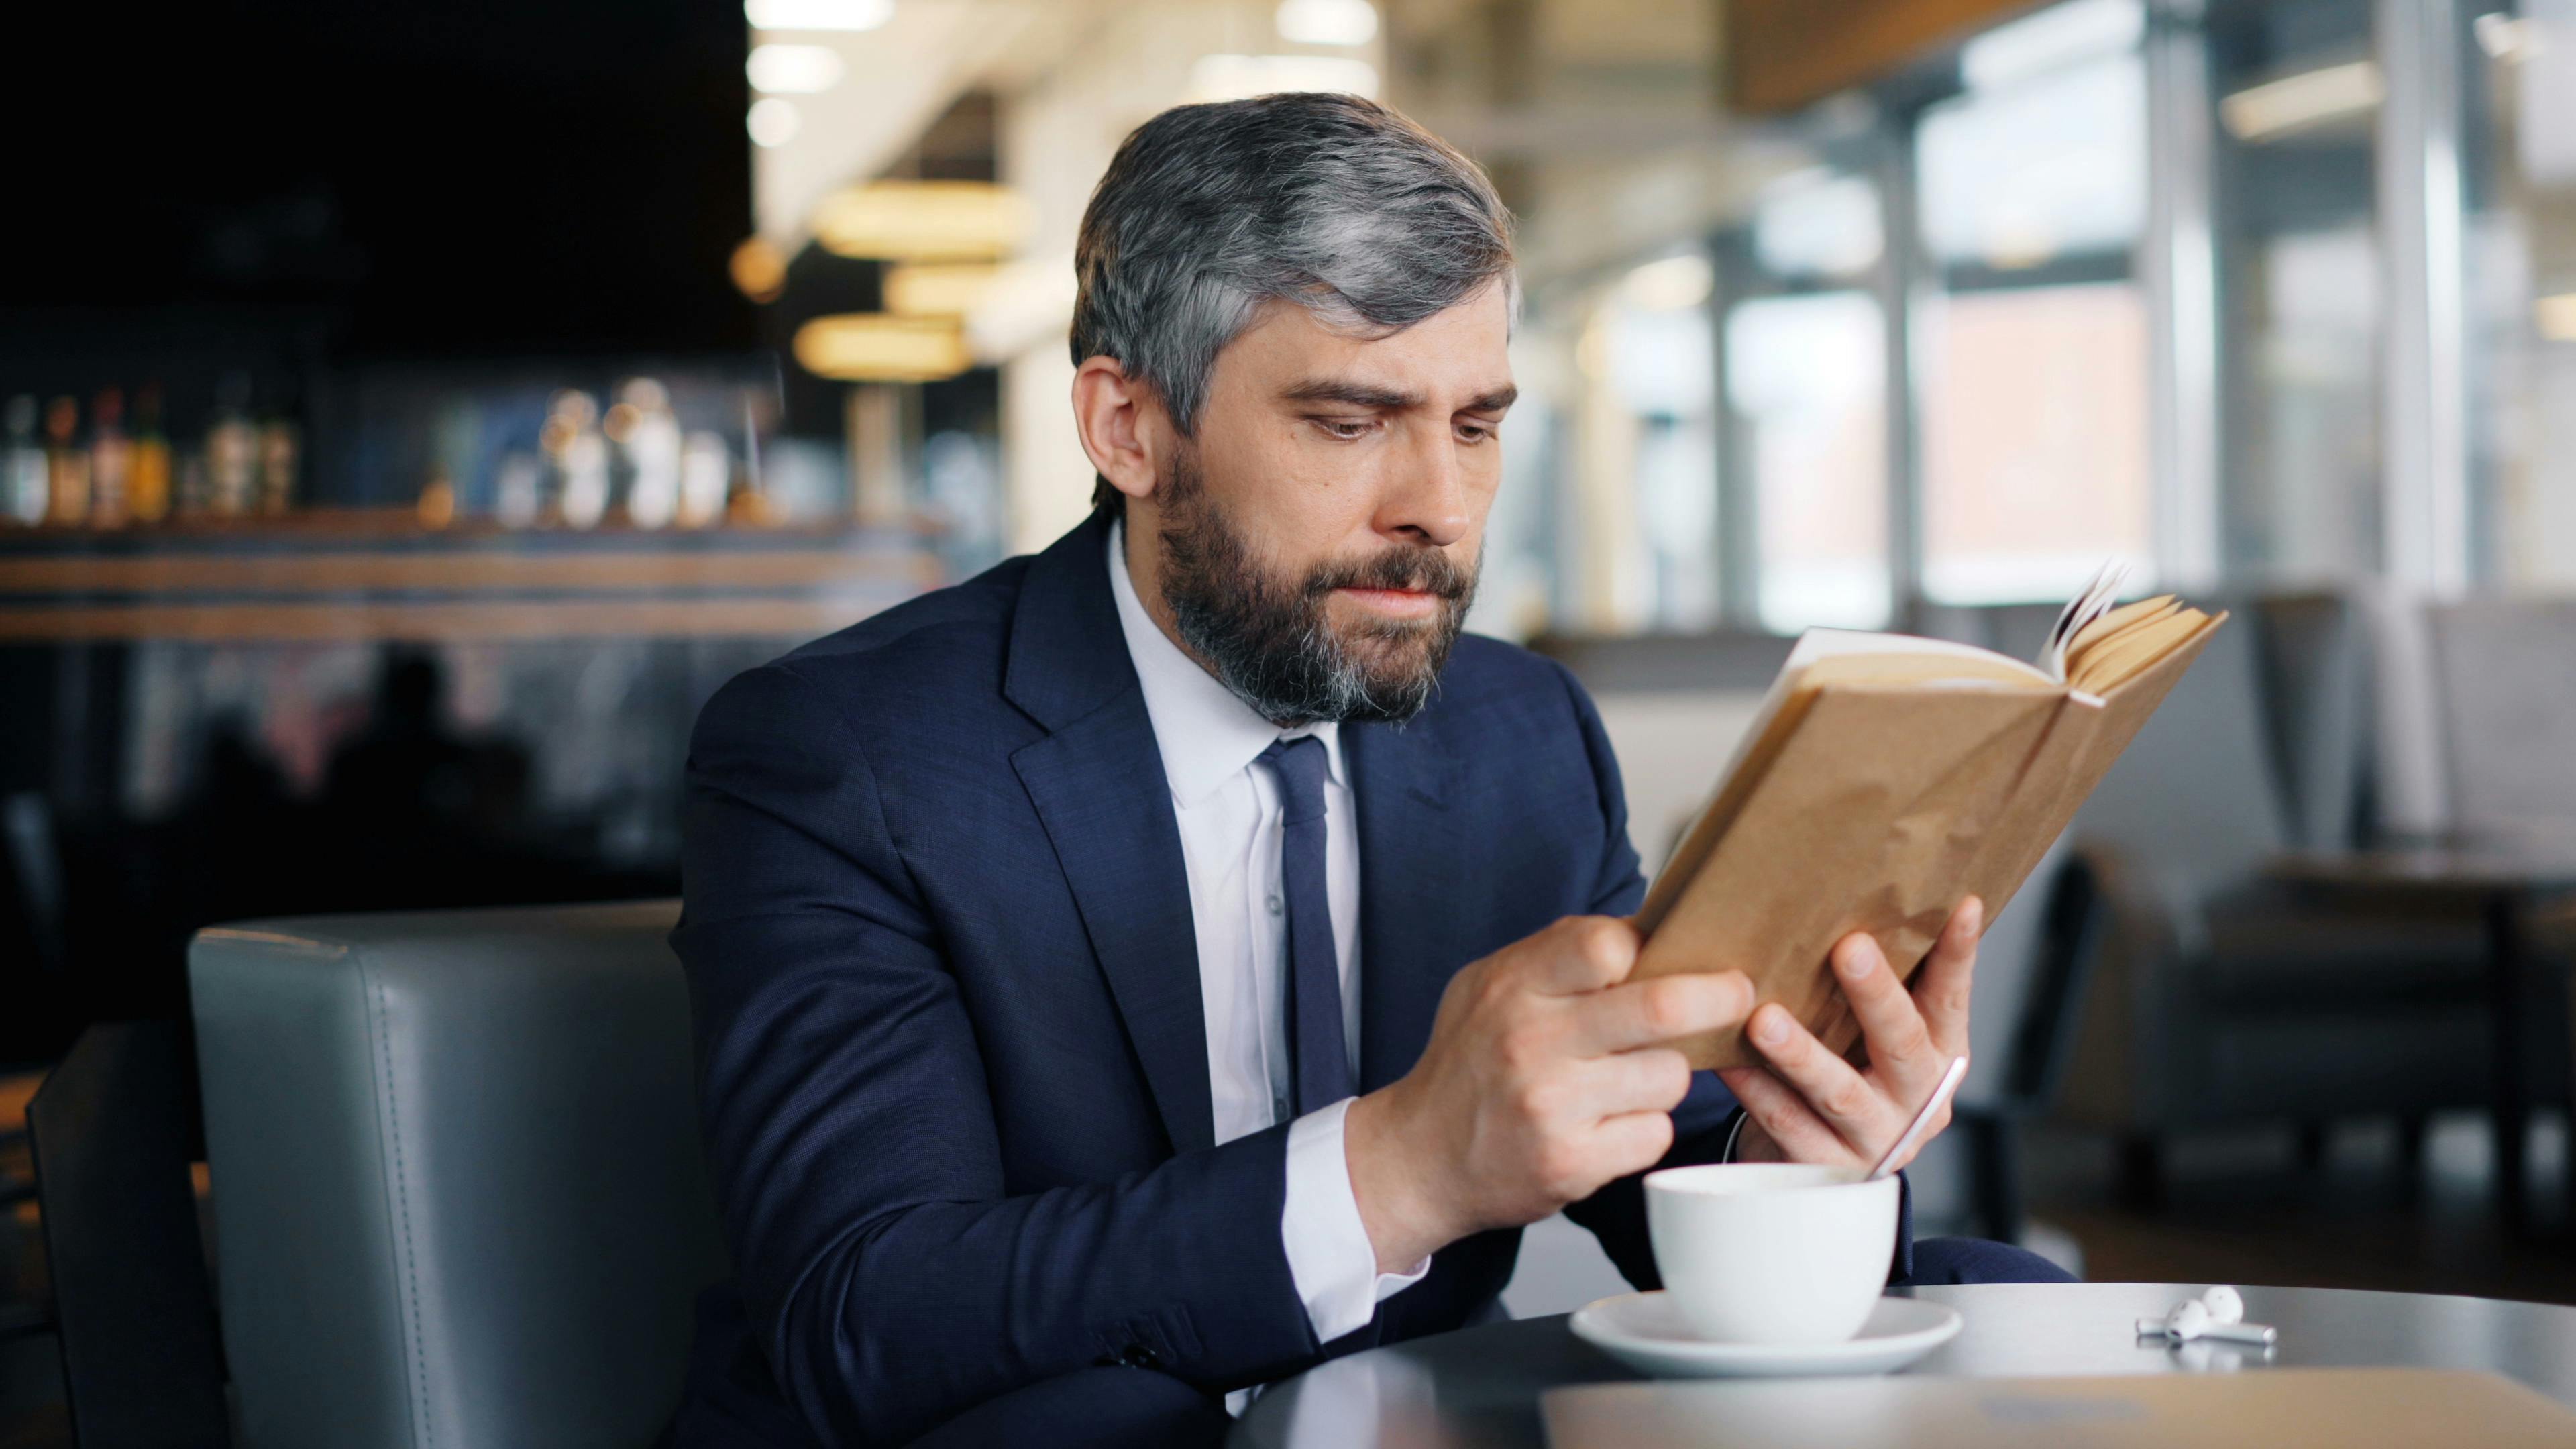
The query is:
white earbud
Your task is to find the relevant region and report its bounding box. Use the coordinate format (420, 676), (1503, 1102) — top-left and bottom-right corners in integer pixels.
(2136, 1286), (2277, 1347)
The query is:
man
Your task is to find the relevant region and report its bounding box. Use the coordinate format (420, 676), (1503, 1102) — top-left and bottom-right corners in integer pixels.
(670, 93), (2067, 1449)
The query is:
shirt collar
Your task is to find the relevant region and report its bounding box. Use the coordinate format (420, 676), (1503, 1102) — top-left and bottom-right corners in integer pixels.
(1107, 518), (1344, 808)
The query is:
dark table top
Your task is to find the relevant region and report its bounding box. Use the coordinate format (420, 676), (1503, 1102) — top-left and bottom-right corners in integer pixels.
(1229, 1283), (2576, 1448)
(2269, 845), (2576, 894)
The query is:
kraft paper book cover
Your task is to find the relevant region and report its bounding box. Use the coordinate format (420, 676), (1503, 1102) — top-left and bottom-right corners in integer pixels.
(1630, 573), (2226, 1071)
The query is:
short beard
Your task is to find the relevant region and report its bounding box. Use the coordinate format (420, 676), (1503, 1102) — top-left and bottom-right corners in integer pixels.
(1153, 447), (1477, 727)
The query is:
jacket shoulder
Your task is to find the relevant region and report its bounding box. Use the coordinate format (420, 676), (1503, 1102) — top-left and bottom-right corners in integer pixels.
(695, 551), (1035, 755)
(777, 551), (1031, 674)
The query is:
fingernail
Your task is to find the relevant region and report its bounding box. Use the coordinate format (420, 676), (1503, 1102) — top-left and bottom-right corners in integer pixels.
(1837, 942), (1873, 980)
(1727, 972), (1757, 1014)
(1753, 1008), (1788, 1046)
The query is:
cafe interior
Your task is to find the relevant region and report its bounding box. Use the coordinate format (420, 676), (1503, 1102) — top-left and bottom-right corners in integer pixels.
(9, 0), (2576, 1443)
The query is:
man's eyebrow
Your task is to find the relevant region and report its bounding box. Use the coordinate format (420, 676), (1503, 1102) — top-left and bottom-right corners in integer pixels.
(1279, 377), (1424, 409)
(1277, 378), (1521, 413)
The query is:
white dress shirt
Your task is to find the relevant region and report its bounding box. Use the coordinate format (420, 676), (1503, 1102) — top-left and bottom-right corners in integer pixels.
(1105, 521), (1430, 1362)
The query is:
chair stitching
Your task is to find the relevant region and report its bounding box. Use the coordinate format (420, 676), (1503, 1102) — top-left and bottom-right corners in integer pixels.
(370, 967), (435, 1449)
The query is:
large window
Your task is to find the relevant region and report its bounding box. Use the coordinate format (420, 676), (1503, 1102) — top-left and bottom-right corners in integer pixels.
(1729, 292), (1890, 629)
(1531, 0), (2557, 639)
(2469, 1), (2576, 588)
(1723, 167), (1892, 631)
(1919, 284), (2153, 601)
(1605, 256), (1723, 629)
(2210, 0), (2383, 580)
(1915, 17), (2156, 603)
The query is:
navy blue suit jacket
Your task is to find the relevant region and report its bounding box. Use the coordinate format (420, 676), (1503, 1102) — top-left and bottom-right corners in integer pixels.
(671, 511), (1905, 1446)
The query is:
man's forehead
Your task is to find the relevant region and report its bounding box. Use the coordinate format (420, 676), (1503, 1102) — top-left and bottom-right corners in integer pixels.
(1220, 286), (1513, 401)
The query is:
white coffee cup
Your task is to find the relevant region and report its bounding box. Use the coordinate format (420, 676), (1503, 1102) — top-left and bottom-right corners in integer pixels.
(1644, 1163), (1901, 1345)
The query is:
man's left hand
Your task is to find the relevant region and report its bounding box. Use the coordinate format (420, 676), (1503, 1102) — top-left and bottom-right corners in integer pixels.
(1717, 896), (1980, 1173)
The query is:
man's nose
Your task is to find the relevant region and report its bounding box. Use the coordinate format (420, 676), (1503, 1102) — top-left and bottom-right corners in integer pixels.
(1374, 421), (1472, 548)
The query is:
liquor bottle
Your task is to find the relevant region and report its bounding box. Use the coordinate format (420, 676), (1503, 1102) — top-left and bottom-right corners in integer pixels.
(677, 431), (729, 529)
(2, 396), (46, 525)
(177, 453), (211, 518)
(548, 390), (609, 529)
(494, 452), (542, 529)
(129, 383), (174, 524)
(206, 375), (257, 516)
(44, 397), (88, 525)
(618, 377), (682, 529)
(416, 467), (457, 529)
(256, 381), (301, 515)
(88, 388), (132, 527)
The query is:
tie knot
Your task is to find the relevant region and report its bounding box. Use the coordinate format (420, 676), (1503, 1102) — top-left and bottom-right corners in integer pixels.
(1256, 735), (1330, 825)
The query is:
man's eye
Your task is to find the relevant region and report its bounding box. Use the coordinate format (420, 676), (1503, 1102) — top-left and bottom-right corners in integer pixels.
(1316, 419), (1374, 440)
(1456, 421), (1496, 443)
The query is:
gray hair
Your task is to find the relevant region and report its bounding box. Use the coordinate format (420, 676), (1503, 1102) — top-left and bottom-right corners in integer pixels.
(1071, 93), (1515, 512)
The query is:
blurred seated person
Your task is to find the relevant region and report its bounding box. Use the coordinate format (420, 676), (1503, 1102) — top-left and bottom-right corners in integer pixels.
(317, 647), (534, 908)
(321, 649), (525, 836)
(670, 93), (2070, 1449)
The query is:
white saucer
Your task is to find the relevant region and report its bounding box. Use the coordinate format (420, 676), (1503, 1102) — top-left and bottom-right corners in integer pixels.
(1568, 1292), (1963, 1379)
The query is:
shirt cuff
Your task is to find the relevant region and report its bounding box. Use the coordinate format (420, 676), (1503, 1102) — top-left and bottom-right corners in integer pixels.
(1282, 1097), (1431, 1344)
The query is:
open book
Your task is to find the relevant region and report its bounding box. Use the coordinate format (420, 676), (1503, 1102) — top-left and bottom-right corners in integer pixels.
(1630, 568), (2226, 1071)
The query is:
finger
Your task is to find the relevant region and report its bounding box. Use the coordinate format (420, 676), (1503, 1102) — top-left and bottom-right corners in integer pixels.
(1831, 932), (1941, 1091)
(1592, 1108), (1679, 1182)
(1717, 1067), (1856, 1165)
(1523, 916), (1641, 996)
(1568, 969), (1754, 1055)
(1746, 1002), (1896, 1148)
(1911, 896), (1982, 1057)
(1564, 1046), (1694, 1120)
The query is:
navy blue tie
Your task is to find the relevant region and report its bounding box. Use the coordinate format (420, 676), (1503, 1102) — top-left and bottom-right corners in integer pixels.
(1258, 735), (1353, 1118)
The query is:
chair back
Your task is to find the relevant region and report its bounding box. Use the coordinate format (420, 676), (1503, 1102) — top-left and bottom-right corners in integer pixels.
(2248, 591), (2370, 849)
(2072, 609), (2292, 932)
(190, 900), (724, 1449)
(2429, 599), (2576, 843)
(1955, 840), (2101, 1110)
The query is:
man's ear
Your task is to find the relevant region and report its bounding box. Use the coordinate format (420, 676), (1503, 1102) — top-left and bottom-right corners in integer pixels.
(1071, 356), (1163, 505)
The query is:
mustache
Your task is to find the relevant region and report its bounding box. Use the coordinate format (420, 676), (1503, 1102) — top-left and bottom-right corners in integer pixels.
(1303, 547), (1474, 602)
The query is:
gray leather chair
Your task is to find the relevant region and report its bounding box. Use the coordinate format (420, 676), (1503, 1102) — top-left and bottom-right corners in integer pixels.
(2052, 606), (2497, 1178)
(189, 900), (726, 1449)
(2430, 598), (2576, 843)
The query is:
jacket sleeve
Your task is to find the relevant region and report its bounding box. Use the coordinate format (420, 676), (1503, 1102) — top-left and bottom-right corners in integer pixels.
(674, 664), (1315, 1446)
(1546, 663), (1917, 1288)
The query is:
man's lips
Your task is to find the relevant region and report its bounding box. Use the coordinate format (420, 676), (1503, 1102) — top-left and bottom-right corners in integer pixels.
(1334, 585), (1442, 619)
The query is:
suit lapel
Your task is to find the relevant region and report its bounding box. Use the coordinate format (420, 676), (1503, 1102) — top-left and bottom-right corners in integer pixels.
(1006, 513), (1214, 1156)
(1347, 716), (1471, 1093)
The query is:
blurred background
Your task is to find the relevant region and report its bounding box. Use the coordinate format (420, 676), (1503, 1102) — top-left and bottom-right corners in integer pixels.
(10, 0), (2576, 1440)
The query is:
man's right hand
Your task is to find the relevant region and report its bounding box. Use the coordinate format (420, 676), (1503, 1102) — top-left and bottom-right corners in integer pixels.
(1341, 916), (1754, 1275)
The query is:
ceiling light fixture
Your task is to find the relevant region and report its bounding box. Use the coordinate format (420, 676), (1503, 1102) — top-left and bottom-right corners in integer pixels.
(749, 42), (846, 94)
(747, 98), (801, 148)
(2220, 60), (2384, 142)
(2474, 13), (2542, 62)
(885, 263), (1003, 317)
(731, 238), (790, 303)
(809, 182), (1032, 262)
(794, 315), (973, 382)
(1275, 0), (1378, 47)
(2538, 292), (2576, 343)
(745, 0), (892, 32)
